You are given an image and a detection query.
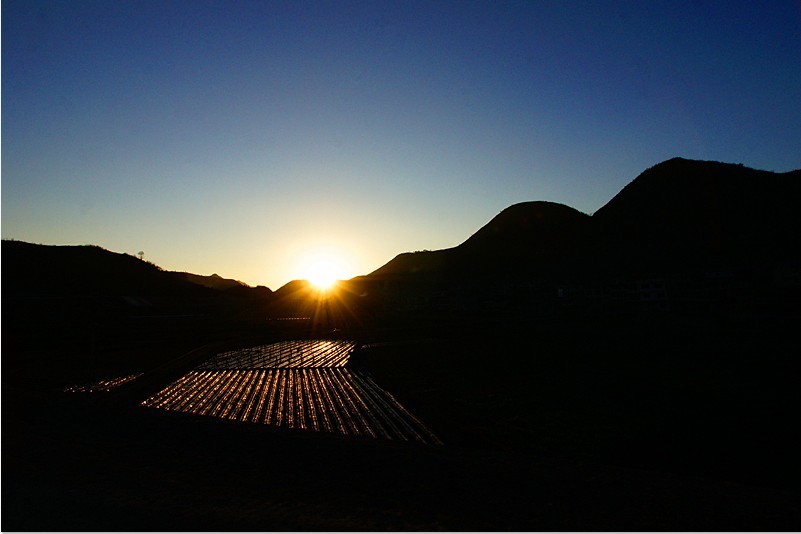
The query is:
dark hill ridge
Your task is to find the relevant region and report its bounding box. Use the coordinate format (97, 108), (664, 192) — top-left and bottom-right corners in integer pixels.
(367, 249), (450, 277)
(2, 241), (274, 373)
(5, 158), (798, 303)
(460, 201), (588, 249)
(1, 240), (270, 299)
(370, 201), (591, 280)
(2, 241), (201, 298)
(591, 157), (801, 272)
(370, 158), (801, 280)
(181, 272), (257, 291)
(453, 201), (590, 277)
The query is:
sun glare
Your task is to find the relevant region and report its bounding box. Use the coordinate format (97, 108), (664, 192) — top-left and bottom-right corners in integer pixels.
(306, 260), (340, 290)
(299, 248), (350, 291)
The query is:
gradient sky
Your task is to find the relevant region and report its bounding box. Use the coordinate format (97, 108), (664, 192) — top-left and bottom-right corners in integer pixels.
(3, 1), (801, 289)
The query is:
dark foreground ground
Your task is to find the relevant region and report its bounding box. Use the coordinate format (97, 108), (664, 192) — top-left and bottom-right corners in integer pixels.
(3, 312), (801, 531)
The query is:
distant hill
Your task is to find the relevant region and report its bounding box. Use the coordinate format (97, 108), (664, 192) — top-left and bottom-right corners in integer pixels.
(2, 241), (201, 298)
(370, 158), (801, 281)
(371, 201), (591, 281)
(1, 240), (271, 300)
(180, 272), (250, 291)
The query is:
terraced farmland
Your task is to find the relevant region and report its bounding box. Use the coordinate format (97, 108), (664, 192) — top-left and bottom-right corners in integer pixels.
(198, 339), (356, 369)
(64, 373), (144, 393)
(141, 340), (442, 445)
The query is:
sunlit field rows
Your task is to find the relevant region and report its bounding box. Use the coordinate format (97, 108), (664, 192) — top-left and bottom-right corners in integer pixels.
(198, 340), (357, 369)
(141, 367), (442, 445)
(64, 373), (144, 393)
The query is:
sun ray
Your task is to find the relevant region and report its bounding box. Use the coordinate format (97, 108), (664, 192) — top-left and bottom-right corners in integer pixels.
(306, 259), (340, 291)
(299, 248), (350, 292)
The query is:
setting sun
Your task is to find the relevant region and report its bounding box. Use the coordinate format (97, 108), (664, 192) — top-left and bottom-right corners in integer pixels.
(298, 247), (351, 291)
(305, 259), (341, 290)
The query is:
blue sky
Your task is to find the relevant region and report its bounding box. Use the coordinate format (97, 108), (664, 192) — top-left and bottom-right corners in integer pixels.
(3, 0), (800, 289)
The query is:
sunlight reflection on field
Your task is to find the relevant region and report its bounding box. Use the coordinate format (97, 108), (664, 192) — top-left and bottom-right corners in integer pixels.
(64, 373), (144, 393)
(141, 340), (442, 445)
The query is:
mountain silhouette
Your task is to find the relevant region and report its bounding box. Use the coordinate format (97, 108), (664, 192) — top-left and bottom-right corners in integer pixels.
(181, 272), (250, 291)
(2, 240), (274, 370)
(370, 158), (801, 281)
(1, 240), (268, 298)
(5, 157), (799, 311)
(591, 157), (801, 273)
(370, 201), (591, 281)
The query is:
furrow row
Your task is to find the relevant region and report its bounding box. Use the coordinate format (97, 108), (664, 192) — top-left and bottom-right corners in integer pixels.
(140, 369), (440, 444)
(197, 340), (357, 369)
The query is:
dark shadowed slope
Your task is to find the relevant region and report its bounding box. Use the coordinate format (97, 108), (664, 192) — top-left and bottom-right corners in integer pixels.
(2, 241), (274, 387)
(1, 241), (272, 331)
(370, 201), (590, 280)
(591, 157), (801, 272)
(2, 240), (270, 298)
(181, 272), (255, 291)
(452, 201), (591, 277)
(1, 241), (211, 298)
(367, 248), (451, 277)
